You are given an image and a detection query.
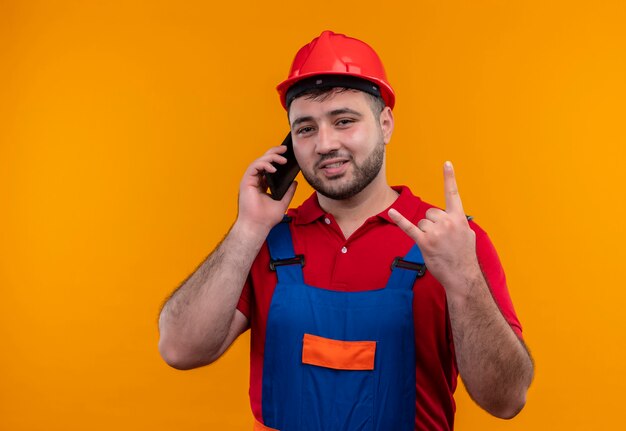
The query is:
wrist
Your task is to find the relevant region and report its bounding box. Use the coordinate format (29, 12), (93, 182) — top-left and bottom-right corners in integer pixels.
(443, 264), (485, 305)
(231, 218), (275, 244)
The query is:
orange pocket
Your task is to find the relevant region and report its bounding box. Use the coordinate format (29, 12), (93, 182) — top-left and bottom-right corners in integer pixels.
(253, 418), (279, 431)
(301, 333), (376, 370)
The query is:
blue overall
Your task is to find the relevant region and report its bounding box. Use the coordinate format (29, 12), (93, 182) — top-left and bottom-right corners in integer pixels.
(261, 218), (425, 431)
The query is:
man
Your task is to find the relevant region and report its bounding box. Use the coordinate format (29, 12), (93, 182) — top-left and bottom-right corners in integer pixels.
(158, 30), (534, 430)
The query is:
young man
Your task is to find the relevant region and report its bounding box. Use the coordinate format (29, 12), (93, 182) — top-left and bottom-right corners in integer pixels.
(158, 30), (533, 430)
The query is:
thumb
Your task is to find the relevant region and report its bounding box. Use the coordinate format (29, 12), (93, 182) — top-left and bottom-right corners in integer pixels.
(388, 208), (424, 245)
(280, 181), (298, 205)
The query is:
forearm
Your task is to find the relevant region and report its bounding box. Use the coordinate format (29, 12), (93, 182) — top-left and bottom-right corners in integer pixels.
(157, 145), (297, 369)
(447, 272), (534, 419)
(158, 220), (267, 368)
(388, 163), (533, 417)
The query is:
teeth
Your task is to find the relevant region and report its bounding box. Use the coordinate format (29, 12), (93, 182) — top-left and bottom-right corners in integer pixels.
(325, 162), (343, 168)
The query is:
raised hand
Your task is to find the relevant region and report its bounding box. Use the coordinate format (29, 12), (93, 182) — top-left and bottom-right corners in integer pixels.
(236, 145), (298, 235)
(390, 162), (534, 417)
(388, 162), (481, 296)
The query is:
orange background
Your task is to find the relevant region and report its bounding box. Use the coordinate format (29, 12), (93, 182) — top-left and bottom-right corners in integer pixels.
(1, 1), (625, 430)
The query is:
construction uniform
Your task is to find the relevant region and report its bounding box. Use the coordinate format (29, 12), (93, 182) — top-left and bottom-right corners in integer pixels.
(238, 186), (523, 430)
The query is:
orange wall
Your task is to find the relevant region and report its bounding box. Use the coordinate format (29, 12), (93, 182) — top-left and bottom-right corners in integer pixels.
(1, 1), (625, 430)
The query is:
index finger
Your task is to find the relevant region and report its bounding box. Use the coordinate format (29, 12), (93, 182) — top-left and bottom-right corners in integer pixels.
(444, 161), (464, 214)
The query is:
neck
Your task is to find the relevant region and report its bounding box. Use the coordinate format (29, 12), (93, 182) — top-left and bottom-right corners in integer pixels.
(317, 176), (399, 239)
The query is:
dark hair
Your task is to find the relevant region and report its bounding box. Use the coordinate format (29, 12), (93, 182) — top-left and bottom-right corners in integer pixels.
(287, 87), (386, 117)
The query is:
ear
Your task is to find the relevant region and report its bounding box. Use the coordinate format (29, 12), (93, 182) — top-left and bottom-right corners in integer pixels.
(379, 106), (394, 144)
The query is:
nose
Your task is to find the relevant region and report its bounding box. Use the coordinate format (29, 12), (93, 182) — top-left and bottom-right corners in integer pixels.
(315, 125), (340, 155)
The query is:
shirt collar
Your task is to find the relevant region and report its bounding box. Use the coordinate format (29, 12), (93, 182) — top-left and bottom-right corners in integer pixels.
(289, 192), (325, 225)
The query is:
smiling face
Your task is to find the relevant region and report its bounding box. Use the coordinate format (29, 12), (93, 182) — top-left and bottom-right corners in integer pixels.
(288, 89), (394, 201)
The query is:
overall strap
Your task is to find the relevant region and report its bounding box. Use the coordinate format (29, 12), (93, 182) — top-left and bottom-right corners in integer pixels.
(385, 244), (426, 290)
(266, 216), (304, 284)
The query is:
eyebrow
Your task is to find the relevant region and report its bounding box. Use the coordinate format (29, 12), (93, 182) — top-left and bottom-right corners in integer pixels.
(291, 116), (314, 129)
(290, 108), (364, 129)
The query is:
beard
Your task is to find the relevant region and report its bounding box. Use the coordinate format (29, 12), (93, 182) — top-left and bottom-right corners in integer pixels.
(301, 139), (385, 200)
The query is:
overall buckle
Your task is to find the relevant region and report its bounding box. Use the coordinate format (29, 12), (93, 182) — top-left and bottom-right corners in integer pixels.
(269, 255), (305, 271)
(391, 257), (426, 277)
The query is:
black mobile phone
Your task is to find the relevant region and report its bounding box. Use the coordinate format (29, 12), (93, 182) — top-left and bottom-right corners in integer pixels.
(264, 132), (300, 201)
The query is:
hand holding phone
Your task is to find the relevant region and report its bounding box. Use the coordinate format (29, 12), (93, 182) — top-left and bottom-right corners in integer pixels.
(264, 133), (300, 200)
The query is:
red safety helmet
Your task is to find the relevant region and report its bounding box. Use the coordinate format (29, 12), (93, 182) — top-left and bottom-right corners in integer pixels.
(277, 30), (395, 110)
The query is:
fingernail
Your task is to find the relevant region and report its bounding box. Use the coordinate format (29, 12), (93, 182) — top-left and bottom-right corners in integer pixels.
(444, 161), (453, 170)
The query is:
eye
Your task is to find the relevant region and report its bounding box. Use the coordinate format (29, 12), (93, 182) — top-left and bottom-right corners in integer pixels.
(296, 125), (315, 135)
(335, 118), (355, 127)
